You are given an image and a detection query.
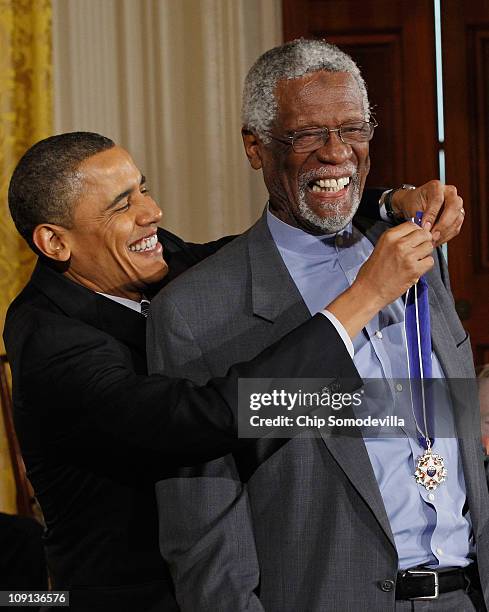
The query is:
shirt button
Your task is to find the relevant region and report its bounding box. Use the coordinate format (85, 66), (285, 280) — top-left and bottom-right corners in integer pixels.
(375, 330), (383, 339)
(436, 547), (443, 556)
(380, 579), (395, 592)
(428, 493), (435, 502)
(395, 383), (403, 392)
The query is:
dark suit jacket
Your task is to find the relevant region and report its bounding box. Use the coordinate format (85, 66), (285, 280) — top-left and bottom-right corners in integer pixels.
(3, 228), (361, 611)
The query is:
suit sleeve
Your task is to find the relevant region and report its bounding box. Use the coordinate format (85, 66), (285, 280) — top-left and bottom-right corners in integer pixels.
(10, 307), (359, 467)
(147, 295), (266, 611)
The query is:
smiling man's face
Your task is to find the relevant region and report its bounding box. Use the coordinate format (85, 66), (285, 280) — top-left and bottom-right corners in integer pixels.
(62, 146), (167, 300)
(243, 70), (371, 234)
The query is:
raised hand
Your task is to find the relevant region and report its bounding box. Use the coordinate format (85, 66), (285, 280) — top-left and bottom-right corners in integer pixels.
(391, 180), (464, 247)
(326, 222), (433, 339)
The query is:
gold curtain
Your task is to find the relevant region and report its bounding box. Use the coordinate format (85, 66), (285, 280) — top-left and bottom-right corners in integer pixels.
(0, 0), (52, 513)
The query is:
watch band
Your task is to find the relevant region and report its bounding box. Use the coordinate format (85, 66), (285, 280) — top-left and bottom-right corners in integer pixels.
(381, 184), (416, 221)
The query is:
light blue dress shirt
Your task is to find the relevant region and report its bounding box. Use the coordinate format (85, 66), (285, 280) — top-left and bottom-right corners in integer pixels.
(267, 208), (474, 570)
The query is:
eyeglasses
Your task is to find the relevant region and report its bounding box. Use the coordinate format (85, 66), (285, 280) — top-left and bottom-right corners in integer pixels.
(266, 120), (378, 153)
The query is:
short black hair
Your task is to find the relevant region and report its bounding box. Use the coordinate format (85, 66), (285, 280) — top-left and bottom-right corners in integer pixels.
(8, 131), (115, 252)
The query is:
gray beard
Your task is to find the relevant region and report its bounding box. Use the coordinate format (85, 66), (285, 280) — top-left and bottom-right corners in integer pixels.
(297, 172), (361, 233)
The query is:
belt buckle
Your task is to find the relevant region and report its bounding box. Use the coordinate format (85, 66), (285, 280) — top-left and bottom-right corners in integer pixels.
(406, 569), (439, 600)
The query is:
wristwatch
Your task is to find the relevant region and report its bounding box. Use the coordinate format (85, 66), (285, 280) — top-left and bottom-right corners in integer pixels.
(380, 184), (416, 221)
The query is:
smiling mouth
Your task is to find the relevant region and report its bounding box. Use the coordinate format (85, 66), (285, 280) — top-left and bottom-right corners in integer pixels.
(128, 233), (159, 253)
(308, 176), (350, 193)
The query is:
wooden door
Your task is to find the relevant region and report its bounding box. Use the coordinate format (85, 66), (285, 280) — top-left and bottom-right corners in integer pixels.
(442, 0), (489, 366)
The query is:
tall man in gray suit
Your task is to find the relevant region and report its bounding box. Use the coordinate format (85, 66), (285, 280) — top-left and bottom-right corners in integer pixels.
(147, 40), (488, 611)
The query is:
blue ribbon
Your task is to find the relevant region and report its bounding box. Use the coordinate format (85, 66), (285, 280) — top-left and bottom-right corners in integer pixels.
(404, 212), (433, 448)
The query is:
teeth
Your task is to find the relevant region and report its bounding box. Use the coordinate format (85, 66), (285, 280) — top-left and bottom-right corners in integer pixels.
(129, 234), (158, 252)
(312, 176), (350, 193)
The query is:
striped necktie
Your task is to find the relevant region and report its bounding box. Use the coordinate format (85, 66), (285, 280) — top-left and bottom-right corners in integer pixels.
(140, 299), (150, 317)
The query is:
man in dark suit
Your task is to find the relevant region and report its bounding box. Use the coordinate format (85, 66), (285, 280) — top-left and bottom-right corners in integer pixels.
(3, 131), (463, 611)
(147, 40), (487, 611)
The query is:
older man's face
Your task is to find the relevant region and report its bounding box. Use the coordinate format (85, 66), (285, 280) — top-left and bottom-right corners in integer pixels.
(244, 70), (370, 233)
(62, 146), (168, 300)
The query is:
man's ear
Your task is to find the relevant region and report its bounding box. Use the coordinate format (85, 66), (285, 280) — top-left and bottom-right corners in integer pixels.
(241, 128), (263, 170)
(32, 224), (71, 262)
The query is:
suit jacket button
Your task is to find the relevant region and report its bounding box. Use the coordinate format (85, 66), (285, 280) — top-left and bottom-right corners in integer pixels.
(380, 579), (395, 592)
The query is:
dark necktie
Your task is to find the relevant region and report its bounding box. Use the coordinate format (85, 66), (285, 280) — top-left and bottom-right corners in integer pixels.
(140, 299), (150, 317)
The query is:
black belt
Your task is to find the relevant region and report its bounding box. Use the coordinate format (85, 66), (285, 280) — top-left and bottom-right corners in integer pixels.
(395, 563), (479, 600)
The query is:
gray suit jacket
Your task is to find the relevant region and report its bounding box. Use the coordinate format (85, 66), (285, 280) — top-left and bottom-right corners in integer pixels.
(147, 213), (489, 611)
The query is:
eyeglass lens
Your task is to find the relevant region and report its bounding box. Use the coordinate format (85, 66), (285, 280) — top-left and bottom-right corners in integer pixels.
(293, 122), (375, 152)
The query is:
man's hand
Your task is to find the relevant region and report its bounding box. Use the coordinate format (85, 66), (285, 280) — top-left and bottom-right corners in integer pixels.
(391, 180), (464, 247)
(356, 222), (434, 308)
(327, 222), (434, 339)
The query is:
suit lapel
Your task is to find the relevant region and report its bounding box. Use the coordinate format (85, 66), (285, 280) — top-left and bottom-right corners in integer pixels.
(247, 213), (310, 333)
(95, 298), (147, 367)
(31, 261), (147, 370)
(319, 427), (397, 548)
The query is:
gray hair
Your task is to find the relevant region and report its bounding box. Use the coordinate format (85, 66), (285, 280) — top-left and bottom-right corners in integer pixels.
(241, 38), (370, 142)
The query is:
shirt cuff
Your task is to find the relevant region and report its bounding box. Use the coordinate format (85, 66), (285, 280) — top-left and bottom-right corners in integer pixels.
(320, 310), (354, 358)
(379, 190), (392, 223)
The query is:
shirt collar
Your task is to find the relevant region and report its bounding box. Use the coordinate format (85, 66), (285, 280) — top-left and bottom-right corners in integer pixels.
(97, 292), (143, 314)
(266, 204), (352, 258)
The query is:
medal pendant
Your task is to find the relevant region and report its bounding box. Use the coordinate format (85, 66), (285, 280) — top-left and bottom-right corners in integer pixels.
(414, 448), (447, 490)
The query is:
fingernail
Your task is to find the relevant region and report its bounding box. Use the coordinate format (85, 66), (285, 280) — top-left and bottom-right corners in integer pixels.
(423, 221), (432, 231)
(432, 230), (441, 242)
